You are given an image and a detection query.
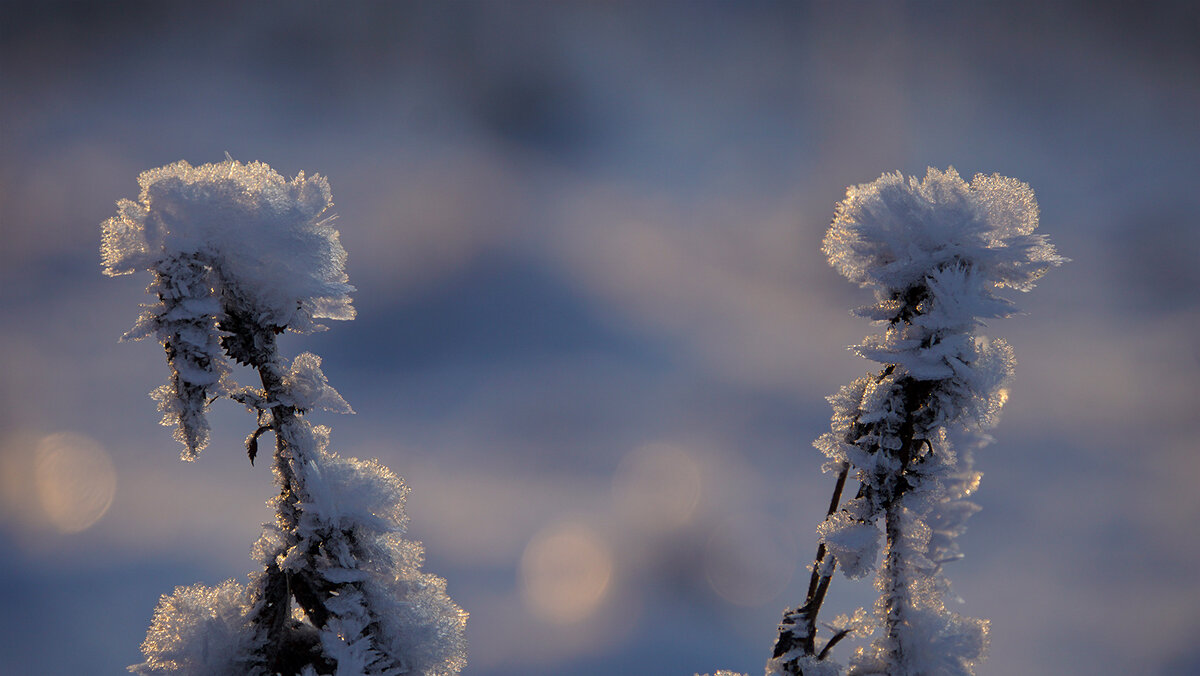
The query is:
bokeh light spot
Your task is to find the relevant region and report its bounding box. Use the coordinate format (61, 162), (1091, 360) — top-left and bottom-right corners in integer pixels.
(520, 521), (613, 623)
(612, 441), (702, 531)
(34, 432), (117, 534)
(704, 511), (797, 607)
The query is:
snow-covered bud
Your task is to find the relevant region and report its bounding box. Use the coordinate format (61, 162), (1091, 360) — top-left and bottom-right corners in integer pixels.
(102, 158), (355, 332)
(824, 167), (1063, 297)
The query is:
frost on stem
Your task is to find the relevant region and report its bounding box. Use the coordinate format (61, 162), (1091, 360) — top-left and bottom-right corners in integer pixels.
(771, 168), (1062, 676)
(105, 159), (466, 675)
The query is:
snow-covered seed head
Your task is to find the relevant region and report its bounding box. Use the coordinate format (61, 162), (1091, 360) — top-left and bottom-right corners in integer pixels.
(102, 158), (355, 332)
(824, 167), (1064, 295)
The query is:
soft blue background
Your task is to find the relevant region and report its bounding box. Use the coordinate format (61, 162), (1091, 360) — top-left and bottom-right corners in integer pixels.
(2, 2), (1198, 675)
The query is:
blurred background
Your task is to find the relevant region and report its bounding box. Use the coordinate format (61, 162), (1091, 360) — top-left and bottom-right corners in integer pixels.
(2, 2), (1198, 674)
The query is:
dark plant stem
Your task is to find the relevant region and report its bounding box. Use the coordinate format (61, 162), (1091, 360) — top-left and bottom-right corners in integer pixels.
(802, 464), (850, 644)
(816, 628), (852, 661)
(771, 462), (850, 671)
(805, 465), (850, 601)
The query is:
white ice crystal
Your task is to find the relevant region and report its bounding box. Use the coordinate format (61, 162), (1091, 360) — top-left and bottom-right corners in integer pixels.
(775, 168), (1060, 676)
(103, 159), (358, 457)
(820, 168), (1063, 501)
(109, 160), (467, 675)
(131, 580), (253, 676)
(282, 353), (354, 414)
(849, 606), (988, 676)
(290, 426), (409, 537)
(103, 158), (355, 332)
(768, 654), (842, 676)
(130, 255), (230, 458)
(826, 607), (875, 639)
(824, 167), (1062, 296)
(276, 431), (467, 676)
(818, 510), (881, 580)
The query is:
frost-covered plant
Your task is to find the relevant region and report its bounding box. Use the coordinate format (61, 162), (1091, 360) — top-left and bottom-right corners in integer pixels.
(769, 168), (1063, 676)
(104, 159), (467, 676)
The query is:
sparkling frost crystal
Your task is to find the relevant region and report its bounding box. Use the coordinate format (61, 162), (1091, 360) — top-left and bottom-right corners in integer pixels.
(771, 168), (1062, 676)
(107, 159), (466, 676)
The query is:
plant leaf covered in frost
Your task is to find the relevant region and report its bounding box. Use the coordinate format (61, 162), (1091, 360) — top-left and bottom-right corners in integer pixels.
(282, 353), (355, 414)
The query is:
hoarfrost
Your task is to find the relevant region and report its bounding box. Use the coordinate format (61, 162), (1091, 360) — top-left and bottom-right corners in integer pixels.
(826, 608), (875, 639)
(823, 167), (1062, 295)
(130, 580), (253, 676)
(102, 158), (354, 332)
(108, 159), (466, 675)
(768, 653), (842, 676)
(282, 353), (354, 414)
(103, 158), (357, 458)
(818, 510), (880, 580)
(772, 168), (1060, 676)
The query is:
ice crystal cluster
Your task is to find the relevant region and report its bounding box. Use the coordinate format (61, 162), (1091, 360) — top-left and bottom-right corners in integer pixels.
(103, 160), (353, 458)
(104, 159), (466, 676)
(769, 168), (1062, 676)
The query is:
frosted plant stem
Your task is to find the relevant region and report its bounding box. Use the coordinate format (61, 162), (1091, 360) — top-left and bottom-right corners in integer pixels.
(759, 168), (1062, 676)
(254, 334), (301, 533)
(110, 159), (469, 675)
(239, 313), (404, 675)
(236, 318), (311, 673)
(816, 627), (852, 661)
(877, 372), (933, 676)
(223, 299), (332, 672)
(882, 499), (906, 673)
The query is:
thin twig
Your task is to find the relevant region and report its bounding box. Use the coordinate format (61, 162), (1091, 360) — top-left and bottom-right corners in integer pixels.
(772, 462), (850, 666)
(817, 628), (852, 661)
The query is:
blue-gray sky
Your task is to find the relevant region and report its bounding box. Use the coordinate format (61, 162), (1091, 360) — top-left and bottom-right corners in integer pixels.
(2, 2), (1199, 675)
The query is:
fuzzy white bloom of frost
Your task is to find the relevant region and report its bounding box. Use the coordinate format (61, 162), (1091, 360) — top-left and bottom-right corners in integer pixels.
(769, 168), (1062, 676)
(102, 158), (354, 330)
(103, 159), (355, 458)
(105, 159), (466, 676)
